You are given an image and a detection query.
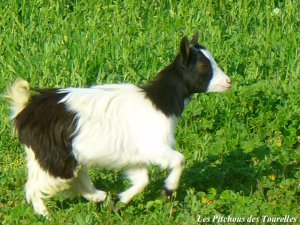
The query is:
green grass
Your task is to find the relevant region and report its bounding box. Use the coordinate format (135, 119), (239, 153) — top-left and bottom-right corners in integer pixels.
(0, 0), (299, 224)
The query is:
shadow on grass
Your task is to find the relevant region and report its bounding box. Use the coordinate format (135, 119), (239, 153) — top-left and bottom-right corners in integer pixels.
(139, 145), (298, 203)
(178, 145), (298, 200)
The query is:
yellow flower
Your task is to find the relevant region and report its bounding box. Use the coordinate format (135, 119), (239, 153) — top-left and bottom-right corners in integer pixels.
(252, 157), (260, 165)
(268, 174), (276, 181)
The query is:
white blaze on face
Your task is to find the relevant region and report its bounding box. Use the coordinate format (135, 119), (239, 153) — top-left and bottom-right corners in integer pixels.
(200, 49), (231, 92)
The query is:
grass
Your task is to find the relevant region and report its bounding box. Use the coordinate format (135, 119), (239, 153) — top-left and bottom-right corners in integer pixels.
(0, 0), (299, 224)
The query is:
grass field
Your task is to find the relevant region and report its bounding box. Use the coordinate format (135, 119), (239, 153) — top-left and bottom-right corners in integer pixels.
(0, 0), (299, 224)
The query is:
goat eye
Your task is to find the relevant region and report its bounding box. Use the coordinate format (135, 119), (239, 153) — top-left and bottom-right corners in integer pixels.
(198, 63), (208, 71)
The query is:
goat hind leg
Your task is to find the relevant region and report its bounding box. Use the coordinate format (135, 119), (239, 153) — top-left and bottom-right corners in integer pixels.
(71, 170), (107, 202)
(25, 147), (49, 216)
(26, 182), (48, 216)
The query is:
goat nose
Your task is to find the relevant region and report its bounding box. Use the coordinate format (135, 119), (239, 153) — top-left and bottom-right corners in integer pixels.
(226, 79), (231, 84)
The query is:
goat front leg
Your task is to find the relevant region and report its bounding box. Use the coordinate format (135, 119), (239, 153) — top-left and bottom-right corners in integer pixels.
(117, 166), (149, 204)
(150, 146), (185, 198)
(163, 154), (185, 198)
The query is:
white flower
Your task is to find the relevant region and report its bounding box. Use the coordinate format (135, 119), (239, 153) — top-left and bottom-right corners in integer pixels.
(170, 10), (175, 18)
(272, 8), (281, 16)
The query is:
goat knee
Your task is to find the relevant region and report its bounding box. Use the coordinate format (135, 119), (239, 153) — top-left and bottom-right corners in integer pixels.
(164, 153), (185, 192)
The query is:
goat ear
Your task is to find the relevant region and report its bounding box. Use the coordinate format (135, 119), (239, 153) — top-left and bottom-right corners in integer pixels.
(191, 32), (199, 45)
(180, 36), (190, 65)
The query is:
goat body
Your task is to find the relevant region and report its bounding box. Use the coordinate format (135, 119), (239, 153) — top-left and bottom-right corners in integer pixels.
(7, 34), (231, 216)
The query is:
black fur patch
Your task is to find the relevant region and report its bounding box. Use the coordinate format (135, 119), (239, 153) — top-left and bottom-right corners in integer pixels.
(142, 41), (213, 117)
(15, 88), (78, 179)
(142, 56), (189, 117)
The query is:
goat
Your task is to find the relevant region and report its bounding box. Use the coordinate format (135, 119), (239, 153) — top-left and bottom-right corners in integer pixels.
(6, 33), (231, 216)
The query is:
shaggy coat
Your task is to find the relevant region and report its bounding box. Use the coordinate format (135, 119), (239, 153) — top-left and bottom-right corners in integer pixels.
(6, 34), (231, 216)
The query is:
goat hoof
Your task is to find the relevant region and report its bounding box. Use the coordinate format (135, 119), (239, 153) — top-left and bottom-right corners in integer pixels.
(113, 196), (121, 204)
(162, 188), (175, 200)
(109, 197), (126, 212)
(109, 197), (119, 211)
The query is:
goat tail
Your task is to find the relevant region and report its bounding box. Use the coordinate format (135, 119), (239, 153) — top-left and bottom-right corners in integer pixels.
(5, 78), (31, 119)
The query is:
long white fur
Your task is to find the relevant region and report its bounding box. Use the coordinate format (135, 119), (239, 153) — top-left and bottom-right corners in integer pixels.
(62, 85), (179, 169)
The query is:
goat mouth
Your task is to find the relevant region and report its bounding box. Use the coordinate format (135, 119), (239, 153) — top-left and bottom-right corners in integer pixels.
(206, 84), (231, 92)
(222, 85), (231, 91)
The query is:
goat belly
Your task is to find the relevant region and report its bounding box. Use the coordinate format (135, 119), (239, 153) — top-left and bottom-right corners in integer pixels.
(61, 84), (177, 169)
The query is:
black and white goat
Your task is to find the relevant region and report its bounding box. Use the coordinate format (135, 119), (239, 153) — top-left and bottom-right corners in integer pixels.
(6, 34), (231, 216)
